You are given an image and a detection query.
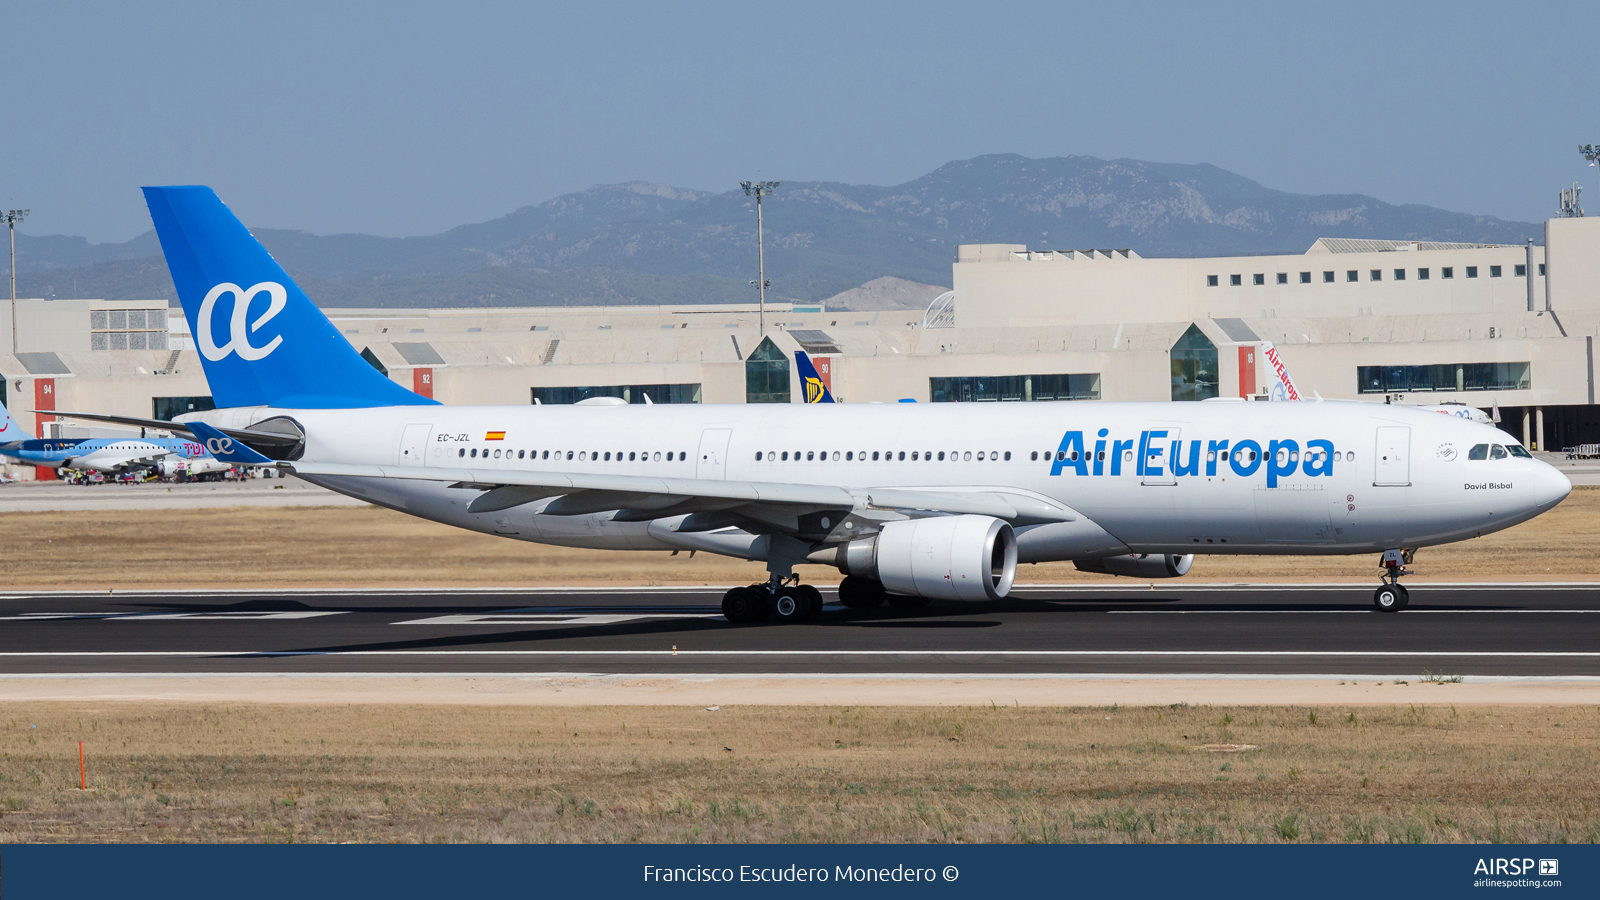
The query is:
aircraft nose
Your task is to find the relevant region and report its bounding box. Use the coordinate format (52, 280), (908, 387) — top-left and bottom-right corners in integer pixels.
(1532, 460), (1572, 511)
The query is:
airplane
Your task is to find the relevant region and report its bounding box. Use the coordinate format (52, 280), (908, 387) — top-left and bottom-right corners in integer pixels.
(0, 400), (231, 479)
(58, 186), (1572, 622)
(795, 351), (835, 403)
(1261, 340), (1496, 423)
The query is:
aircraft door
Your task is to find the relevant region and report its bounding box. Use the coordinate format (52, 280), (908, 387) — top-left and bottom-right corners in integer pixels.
(696, 428), (732, 480)
(1139, 426), (1181, 486)
(1374, 426), (1410, 486)
(398, 423), (433, 466)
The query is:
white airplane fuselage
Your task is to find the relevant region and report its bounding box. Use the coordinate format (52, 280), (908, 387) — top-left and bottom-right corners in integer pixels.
(185, 398), (1571, 563)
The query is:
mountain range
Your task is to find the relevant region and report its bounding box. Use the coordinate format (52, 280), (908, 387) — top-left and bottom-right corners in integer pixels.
(12, 154), (1543, 309)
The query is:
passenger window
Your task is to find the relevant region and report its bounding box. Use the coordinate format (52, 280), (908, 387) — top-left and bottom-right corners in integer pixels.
(1031, 451), (1039, 461)
(566, 451), (574, 460)
(520, 450), (527, 459)
(1124, 450), (1134, 463)
(1490, 445), (1508, 460)
(833, 451), (841, 461)
(897, 451), (906, 461)
(871, 451), (879, 461)
(471, 448), (478, 458)
(1003, 451), (1011, 460)
(653, 451), (661, 461)
(911, 451), (919, 461)
(807, 451), (814, 461)
(1508, 444), (1533, 458)
(782, 451), (789, 461)
(963, 451), (972, 461)
(1468, 444), (1489, 460)
(938, 451), (945, 460)
(846, 451), (854, 460)
(458, 448), (465, 457)
(755, 452), (763, 461)
(1096, 451), (1105, 461)
(1334, 451), (1342, 462)
(628, 452), (635, 461)
(977, 451), (985, 461)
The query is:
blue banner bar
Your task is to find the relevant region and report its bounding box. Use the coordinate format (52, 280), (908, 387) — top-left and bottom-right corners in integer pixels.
(6, 844), (1594, 899)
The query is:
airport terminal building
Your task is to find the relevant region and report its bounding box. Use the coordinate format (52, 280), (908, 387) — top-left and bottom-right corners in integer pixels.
(4, 215), (1598, 477)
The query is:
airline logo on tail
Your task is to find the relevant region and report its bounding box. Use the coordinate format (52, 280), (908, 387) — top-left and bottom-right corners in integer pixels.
(1260, 341), (1301, 401)
(795, 351), (835, 403)
(198, 282), (287, 361)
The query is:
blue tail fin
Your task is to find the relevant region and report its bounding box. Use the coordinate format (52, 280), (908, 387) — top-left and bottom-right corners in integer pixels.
(142, 186), (437, 409)
(0, 396), (22, 445)
(794, 351), (836, 403)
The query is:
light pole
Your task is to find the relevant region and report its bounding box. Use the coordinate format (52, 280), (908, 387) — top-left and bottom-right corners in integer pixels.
(5, 209), (29, 354)
(740, 181), (778, 336)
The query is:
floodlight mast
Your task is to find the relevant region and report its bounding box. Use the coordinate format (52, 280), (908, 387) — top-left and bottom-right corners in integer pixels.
(5, 209), (29, 354)
(740, 180), (778, 336)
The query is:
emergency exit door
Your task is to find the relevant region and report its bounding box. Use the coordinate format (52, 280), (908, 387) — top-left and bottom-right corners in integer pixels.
(696, 428), (732, 480)
(398, 423), (432, 466)
(1373, 426), (1410, 486)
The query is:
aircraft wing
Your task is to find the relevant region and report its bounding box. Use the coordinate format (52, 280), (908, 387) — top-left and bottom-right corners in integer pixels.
(72, 450), (172, 472)
(279, 460), (1075, 526)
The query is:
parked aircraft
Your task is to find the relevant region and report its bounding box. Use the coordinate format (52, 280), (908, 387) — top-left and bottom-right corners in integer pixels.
(0, 401), (230, 478)
(60, 187), (1572, 620)
(1262, 340), (1496, 423)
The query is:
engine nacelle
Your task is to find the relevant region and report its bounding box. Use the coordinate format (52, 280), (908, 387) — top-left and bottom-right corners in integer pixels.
(1074, 553), (1193, 578)
(837, 514), (1017, 601)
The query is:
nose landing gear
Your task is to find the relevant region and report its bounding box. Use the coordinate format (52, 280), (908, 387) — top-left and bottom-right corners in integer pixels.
(1373, 548), (1413, 612)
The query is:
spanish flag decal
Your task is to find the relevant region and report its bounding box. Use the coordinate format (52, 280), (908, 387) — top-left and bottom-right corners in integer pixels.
(485, 431), (506, 441)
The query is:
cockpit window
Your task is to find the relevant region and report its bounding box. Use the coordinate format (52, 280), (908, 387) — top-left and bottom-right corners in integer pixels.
(1507, 444), (1533, 458)
(1468, 444), (1489, 460)
(1489, 444), (1508, 460)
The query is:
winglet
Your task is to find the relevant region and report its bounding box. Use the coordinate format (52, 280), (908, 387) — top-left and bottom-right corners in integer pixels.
(794, 351), (835, 403)
(184, 420), (274, 466)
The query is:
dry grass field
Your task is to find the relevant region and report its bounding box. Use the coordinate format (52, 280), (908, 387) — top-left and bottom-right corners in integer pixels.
(0, 702), (1594, 844)
(0, 487), (1596, 590)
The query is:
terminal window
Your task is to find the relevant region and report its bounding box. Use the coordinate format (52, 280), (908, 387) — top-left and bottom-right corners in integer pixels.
(1170, 324), (1219, 402)
(1515, 264), (1526, 276)
(1490, 265), (1502, 277)
(531, 384), (702, 405)
(153, 396), (216, 421)
(1466, 266), (1478, 278)
(1230, 274), (1242, 286)
(1540, 264), (1546, 275)
(1300, 272), (1311, 284)
(1253, 273), (1265, 285)
(745, 337), (790, 404)
(1442, 267), (1454, 278)
(1370, 269), (1382, 281)
(1393, 268), (1405, 281)
(1357, 362), (1530, 394)
(1276, 273), (1288, 284)
(929, 373), (1100, 403)
(1207, 275), (1218, 287)
(1323, 271), (1335, 283)
(1418, 268), (1430, 280)
(1346, 270), (1359, 282)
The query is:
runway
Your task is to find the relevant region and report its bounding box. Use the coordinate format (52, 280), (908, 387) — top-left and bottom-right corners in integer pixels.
(0, 583), (1595, 677)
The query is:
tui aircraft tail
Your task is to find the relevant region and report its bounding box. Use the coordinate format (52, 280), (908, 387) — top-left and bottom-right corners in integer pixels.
(0, 397), (23, 445)
(142, 186), (437, 410)
(795, 351), (835, 403)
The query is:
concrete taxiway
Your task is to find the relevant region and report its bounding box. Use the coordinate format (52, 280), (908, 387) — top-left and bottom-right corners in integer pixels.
(0, 583), (1594, 679)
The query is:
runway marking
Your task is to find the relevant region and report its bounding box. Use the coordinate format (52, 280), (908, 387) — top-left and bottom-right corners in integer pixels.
(0, 672), (1597, 683)
(1107, 609), (1600, 615)
(395, 613), (719, 627)
(0, 612), (346, 622)
(0, 650), (1595, 658)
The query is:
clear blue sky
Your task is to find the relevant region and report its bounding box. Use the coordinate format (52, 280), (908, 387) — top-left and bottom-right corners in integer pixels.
(5, 0), (1598, 243)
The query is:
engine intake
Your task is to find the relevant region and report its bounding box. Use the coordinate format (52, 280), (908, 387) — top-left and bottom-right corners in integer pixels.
(831, 515), (1017, 601)
(1073, 553), (1193, 578)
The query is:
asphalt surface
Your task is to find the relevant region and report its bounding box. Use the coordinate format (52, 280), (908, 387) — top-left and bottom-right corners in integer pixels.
(0, 583), (1595, 677)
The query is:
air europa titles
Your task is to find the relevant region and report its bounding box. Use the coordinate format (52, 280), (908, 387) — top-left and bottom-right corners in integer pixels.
(1049, 429), (1336, 488)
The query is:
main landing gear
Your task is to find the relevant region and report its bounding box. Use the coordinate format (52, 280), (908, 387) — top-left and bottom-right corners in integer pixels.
(1373, 548), (1413, 613)
(721, 576), (824, 624)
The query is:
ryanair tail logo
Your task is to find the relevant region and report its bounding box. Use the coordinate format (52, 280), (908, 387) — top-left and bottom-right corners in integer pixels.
(794, 350), (835, 403)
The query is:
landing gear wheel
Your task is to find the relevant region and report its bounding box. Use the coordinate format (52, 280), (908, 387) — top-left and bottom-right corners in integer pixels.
(1373, 583), (1409, 613)
(772, 586), (814, 623)
(722, 586), (770, 623)
(797, 584), (824, 620)
(837, 576), (887, 609)
(886, 593), (932, 610)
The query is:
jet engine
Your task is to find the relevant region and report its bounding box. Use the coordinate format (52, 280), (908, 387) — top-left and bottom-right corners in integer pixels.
(831, 514), (1017, 601)
(1073, 553), (1194, 578)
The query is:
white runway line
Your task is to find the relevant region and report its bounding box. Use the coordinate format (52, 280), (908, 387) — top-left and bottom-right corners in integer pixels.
(395, 613), (719, 626)
(0, 611), (346, 622)
(0, 649), (1596, 657)
(1108, 609), (1600, 615)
